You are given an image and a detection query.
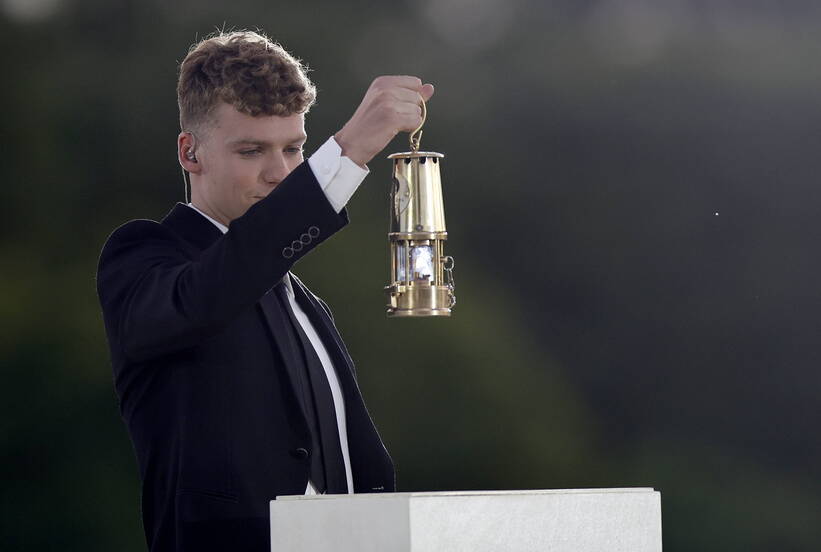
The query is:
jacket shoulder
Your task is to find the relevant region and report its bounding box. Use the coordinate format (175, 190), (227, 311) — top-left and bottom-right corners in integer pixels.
(99, 219), (184, 264)
(102, 218), (169, 247)
(95, 218), (191, 299)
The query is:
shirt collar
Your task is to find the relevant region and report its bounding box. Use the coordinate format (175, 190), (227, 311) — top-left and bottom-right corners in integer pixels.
(186, 202), (229, 234)
(280, 272), (294, 297)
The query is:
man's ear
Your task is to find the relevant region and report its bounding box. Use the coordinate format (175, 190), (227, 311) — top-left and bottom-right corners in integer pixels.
(178, 131), (201, 174)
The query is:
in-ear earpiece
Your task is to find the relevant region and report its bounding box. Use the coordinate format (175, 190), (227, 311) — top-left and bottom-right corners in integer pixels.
(186, 150), (197, 162)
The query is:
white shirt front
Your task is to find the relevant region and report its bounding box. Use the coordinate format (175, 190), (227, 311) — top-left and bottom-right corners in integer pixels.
(186, 135), (367, 495)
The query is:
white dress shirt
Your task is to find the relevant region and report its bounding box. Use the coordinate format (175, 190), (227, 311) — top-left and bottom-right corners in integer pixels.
(186, 136), (368, 495)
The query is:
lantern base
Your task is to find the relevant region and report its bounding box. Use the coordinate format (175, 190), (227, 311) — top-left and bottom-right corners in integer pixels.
(385, 283), (454, 318)
(387, 308), (452, 318)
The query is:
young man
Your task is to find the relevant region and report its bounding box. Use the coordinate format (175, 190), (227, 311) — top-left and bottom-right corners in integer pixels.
(96, 30), (433, 551)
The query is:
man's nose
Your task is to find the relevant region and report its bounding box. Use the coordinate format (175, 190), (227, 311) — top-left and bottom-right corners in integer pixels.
(263, 153), (291, 186)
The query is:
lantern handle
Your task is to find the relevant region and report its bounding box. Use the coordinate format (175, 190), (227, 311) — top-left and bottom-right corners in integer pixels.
(409, 97), (426, 152)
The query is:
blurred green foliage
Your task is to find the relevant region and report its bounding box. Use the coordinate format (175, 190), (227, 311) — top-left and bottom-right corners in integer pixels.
(3, 1), (821, 550)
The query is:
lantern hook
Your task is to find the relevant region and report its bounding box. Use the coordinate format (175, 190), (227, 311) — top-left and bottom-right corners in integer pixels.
(409, 98), (426, 152)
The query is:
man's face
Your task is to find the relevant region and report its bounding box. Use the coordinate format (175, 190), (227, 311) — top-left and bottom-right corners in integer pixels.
(190, 102), (307, 225)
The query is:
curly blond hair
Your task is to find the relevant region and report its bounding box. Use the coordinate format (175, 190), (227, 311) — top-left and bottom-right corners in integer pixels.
(177, 30), (316, 131)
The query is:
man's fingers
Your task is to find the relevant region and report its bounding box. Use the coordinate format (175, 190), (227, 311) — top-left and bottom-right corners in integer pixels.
(373, 76), (434, 98)
(337, 76), (436, 165)
(395, 105), (425, 132)
(389, 87), (424, 105)
(396, 79), (434, 102)
(374, 75), (422, 91)
(420, 83), (434, 102)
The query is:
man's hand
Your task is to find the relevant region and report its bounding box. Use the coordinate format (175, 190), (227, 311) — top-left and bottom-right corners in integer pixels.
(335, 76), (435, 167)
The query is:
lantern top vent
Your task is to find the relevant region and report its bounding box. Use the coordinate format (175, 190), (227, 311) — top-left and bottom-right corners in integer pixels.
(388, 151), (444, 160)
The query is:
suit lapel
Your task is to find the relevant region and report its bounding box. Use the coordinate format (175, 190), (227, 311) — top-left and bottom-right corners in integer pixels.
(257, 288), (313, 428)
(288, 274), (358, 391)
(161, 203), (224, 251)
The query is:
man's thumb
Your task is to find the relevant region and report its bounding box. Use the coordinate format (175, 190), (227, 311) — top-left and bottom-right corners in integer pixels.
(421, 83), (435, 102)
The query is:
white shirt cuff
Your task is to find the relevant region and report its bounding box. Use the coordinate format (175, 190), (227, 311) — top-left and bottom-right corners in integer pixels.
(307, 136), (369, 213)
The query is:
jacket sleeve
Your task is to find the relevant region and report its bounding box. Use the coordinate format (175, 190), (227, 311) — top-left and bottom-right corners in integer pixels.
(97, 162), (349, 363)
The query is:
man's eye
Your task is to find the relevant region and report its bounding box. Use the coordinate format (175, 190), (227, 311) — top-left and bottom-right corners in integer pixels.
(285, 147), (304, 155)
(239, 149), (261, 156)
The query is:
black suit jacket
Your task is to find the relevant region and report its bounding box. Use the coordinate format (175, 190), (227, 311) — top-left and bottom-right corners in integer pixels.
(96, 162), (394, 552)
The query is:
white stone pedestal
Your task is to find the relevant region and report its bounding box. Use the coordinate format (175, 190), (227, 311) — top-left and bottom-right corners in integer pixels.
(270, 488), (661, 552)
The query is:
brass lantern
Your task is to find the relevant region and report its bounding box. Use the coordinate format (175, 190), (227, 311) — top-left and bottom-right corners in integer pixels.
(385, 100), (455, 317)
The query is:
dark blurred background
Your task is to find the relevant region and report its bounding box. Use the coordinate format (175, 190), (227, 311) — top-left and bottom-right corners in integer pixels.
(2, 0), (821, 550)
